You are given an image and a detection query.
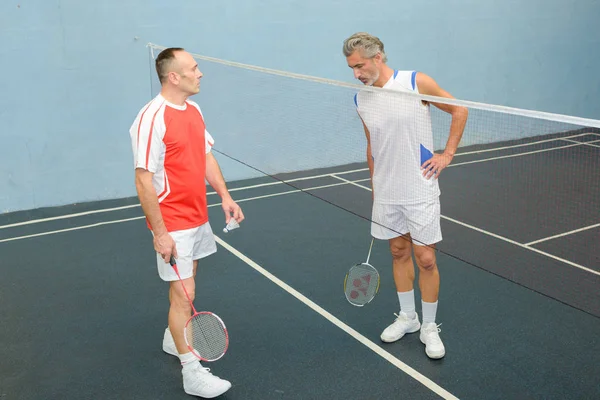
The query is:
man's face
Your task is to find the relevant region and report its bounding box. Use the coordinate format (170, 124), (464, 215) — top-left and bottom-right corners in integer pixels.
(346, 50), (380, 86)
(173, 51), (203, 95)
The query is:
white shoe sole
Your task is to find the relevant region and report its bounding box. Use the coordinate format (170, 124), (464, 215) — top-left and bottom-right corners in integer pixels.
(380, 323), (421, 343)
(184, 381), (232, 398)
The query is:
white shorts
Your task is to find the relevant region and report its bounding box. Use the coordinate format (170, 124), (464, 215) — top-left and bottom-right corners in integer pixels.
(371, 198), (442, 246)
(155, 222), (217, 281)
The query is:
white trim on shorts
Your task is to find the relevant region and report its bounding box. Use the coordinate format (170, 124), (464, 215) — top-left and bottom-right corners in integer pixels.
(155, 222), (217, 281)
(370, 198), (442, 246)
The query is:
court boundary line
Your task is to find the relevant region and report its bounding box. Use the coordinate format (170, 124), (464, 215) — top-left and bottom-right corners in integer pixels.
(215, 136), (596, 191)
(1, 140), (596, 276)
(525, 223), (600, 246)
(440, 216), (599, 276)
(456, 132), (593, 155)
(445, 141), (587, 167)
(2, 174), (597, 278)
(2, 135), (595, 230)
(0, 180), (362, 243)
(327, 175), (600, 277)
(0, 216), (146, 243)
(214, 235), (459, 400)
(0, 204), (140, 230)
(560, 138), (600, 148)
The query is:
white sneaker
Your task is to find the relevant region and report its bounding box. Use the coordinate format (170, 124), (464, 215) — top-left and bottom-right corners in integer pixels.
(182, 363), (232, 398)
(163, 327), (178, 357)
(420, 322), (445, 359)
(380, 312), (421, 343)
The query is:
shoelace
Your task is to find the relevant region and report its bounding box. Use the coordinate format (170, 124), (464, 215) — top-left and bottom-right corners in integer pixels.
(392, 312), (411, 321)
(392, 312), (425, 325)
(423, 323), (443, 343)
(188, 363), (212, 375)
(197, 366), (226, 380)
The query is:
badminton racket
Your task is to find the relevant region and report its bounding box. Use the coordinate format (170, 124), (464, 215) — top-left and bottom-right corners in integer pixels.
(169, 256), (229, 361)
(343, 238), (380, 306)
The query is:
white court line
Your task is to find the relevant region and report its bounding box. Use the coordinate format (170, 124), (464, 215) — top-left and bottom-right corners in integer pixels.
(4, 174), (595, 278)
(211, 137), (593, 194)
(0, 180), (367, 241)
(214, 235), (459, 400)
(336, 176), (600, 277)
(207, 167), (369, 196)
(0, 204), (140, 229)
(1, 141), (596, 274)
(448, 142), (584, 167)
(3, 137), (592, 231)
(560, 138), (600, 148)
(0, 174), (362, 230)
(0, 210), (458, 398)
(330, 174), (372, 190)
(455, 132), (592, 156)
(525, 223), (600, 246)
(441, 216), (600, 276)
(227, 179), (378, 203)
(0, 216), (145, 243)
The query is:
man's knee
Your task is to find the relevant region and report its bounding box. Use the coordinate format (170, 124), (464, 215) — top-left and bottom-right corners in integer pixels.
(415, 249), (436, 272)
(389, 237), (412, 262)
(170, 281), (195, 310)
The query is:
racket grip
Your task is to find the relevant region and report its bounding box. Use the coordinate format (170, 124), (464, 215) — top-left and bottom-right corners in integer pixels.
(169, 256), (176, 266)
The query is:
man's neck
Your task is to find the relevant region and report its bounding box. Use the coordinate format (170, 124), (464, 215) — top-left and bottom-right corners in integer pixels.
(160, 87), (188, 106)
(373, 65), (394, 88)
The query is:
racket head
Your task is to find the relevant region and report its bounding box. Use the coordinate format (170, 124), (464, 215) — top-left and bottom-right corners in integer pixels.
(184, 312), (229, 362)
(344, 262), (380, 307)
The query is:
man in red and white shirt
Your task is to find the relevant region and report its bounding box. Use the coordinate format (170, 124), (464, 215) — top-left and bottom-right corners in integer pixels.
(129, 47), (243, 398)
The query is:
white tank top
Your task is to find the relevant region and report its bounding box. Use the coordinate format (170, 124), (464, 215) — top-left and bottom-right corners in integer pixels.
(355, 70), (440, 204)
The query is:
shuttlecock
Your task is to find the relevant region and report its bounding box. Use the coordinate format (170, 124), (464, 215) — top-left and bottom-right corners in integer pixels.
(223, 219), (240, 233)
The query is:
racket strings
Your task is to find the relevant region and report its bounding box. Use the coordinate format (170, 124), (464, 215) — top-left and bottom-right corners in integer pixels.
(187, 314), (228, 361)
(345, 263), (379, 305)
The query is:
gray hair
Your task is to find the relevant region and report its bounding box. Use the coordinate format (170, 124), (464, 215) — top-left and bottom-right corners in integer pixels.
(342, 32), (387, 63)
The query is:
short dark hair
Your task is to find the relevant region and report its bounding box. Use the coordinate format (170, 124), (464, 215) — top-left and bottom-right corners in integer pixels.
(155, 47), (185, 84)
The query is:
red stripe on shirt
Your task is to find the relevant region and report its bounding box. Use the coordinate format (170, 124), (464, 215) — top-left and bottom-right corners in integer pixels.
(136, 101), (154, 149)
(144, 102), (165, 170)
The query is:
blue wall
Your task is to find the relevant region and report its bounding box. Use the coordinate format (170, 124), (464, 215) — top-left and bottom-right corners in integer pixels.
(1, 0), (599, 212)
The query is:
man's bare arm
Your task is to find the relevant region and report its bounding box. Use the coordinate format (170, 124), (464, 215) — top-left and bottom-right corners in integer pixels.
(135, 168), (176, 261)
(416, 72), (468, 178)
(205, 152), (244, 224)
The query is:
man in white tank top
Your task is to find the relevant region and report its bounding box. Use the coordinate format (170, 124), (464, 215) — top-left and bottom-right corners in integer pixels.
(343, 32), (468, 359)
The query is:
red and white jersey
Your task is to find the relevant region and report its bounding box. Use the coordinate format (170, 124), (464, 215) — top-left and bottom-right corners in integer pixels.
(129, 94), (214, 232)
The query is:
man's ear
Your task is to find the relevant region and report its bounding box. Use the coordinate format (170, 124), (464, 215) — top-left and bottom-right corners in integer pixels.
(373, 52), (382, 65)
(168, 71), (180, 85)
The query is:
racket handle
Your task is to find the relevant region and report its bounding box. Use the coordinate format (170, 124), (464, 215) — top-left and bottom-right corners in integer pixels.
(169, 255), (176, 266)
(365, 237), (375, 264)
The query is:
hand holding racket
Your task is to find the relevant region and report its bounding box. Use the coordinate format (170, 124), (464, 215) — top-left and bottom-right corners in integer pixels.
(344, 238), (380, 306)
(169, 256), (229, 361)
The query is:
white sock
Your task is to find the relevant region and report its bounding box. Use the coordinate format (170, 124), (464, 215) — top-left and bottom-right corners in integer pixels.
(422, 300), (438, 324)
(179, 352), (199, 370)
(397, 290), (416, 319)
